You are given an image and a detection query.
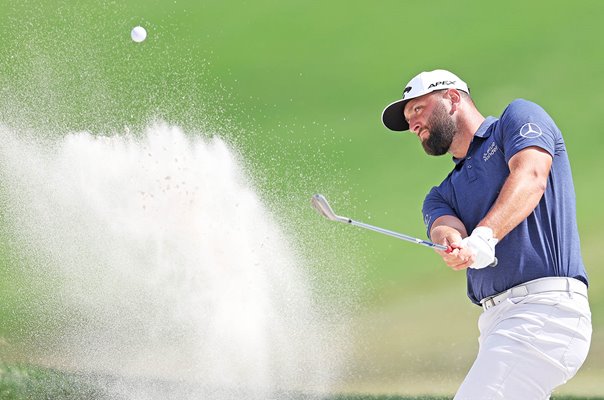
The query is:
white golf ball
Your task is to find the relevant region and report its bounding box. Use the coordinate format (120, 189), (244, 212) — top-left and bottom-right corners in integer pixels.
(131, 26), (147, 43)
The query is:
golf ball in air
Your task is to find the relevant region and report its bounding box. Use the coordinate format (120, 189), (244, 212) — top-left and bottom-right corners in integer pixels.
(131, 26), (147, 42)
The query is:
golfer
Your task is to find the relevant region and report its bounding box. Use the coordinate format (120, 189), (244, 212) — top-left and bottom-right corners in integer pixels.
(382, 69), (592, 399)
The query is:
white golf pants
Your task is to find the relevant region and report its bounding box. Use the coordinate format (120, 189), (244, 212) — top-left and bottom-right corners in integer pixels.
(454, 278), (592, 400)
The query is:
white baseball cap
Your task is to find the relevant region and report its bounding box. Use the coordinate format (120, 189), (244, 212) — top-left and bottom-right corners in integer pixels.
(381, 69), (470, 132)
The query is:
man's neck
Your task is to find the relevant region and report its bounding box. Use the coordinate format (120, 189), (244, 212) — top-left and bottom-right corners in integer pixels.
(449, 111), (485, 159)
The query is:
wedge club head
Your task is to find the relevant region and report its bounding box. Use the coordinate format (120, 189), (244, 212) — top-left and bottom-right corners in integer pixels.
(310, 194), (350, 224)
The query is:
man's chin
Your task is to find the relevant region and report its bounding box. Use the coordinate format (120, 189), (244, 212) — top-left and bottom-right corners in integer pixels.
(422, 143), (449, 156)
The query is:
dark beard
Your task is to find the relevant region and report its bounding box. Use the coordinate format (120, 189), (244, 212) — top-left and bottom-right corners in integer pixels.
(422, 102), (457, 156)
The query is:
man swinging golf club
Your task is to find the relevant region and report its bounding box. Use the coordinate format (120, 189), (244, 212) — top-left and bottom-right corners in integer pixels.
(381, 69), (592, 399)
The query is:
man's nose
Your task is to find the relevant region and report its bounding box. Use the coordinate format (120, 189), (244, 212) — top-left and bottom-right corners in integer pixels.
(410, 119), (421, 135)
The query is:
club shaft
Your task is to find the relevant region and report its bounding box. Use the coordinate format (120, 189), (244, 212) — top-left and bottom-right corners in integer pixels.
(311, 193), (497, 267)
(350, 219), (497, 266)
(348, 219), (448, 251)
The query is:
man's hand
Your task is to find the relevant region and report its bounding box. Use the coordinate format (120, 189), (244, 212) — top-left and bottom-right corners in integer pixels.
(437, 243), (475, 271)
(430, 215), (475, 271)
(460, 227), (498, 269)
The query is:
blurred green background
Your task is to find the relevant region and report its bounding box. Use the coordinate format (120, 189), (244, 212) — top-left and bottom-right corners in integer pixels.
(1, 0), (603, 397)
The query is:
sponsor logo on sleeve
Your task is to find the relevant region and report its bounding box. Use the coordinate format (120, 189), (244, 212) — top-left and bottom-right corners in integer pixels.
(519, 123), (543, 138)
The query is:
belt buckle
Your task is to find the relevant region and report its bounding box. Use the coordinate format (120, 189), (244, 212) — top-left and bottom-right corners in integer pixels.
(482, 297), (496, 310)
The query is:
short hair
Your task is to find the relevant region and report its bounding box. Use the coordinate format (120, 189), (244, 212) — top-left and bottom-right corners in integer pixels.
(460, 90), (475, 106)
(435, 88), (474, 106)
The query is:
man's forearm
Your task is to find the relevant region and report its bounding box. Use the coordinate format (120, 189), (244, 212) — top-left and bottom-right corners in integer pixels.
(479, 147), (551, 240)
(430, 215), (468, 246)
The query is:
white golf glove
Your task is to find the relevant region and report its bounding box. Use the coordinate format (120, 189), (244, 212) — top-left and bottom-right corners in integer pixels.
(461, 227), (498, 269)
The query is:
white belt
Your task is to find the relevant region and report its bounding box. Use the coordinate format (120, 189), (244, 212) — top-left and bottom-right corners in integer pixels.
(480, 277), (588, 311)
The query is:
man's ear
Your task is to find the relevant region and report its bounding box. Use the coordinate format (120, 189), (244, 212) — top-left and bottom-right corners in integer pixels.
(446, 89), (462, 113)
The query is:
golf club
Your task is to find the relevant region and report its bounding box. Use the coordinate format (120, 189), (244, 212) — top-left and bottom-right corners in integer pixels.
(311, 193), (498, 267)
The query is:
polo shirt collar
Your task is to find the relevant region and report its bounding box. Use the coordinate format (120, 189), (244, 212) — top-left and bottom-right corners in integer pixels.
(474, 116), (497, 139)
(452, 116), (497, 165)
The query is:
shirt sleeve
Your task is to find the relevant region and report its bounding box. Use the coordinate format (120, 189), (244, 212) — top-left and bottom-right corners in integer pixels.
(422, 184), (457, 239)
(499, 99), (559, 163)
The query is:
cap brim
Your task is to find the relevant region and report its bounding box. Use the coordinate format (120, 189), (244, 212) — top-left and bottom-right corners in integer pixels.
(381, 99), (410, 132)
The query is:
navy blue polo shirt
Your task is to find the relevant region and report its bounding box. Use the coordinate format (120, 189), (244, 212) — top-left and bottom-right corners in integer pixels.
(422, 99), (588, 305)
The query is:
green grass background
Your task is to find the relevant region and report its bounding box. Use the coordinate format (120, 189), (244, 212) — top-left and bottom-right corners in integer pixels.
(1, 0), (603, 398)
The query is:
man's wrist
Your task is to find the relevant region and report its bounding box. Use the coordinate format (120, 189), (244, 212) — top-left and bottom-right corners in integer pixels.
(462, 226), (498, 269)
(473, 226), (498, 246)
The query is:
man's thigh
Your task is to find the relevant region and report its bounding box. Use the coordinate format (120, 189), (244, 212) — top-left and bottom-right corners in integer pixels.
(454, 293), (591, 400)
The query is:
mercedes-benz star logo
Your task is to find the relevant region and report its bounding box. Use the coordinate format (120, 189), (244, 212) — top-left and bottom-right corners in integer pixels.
(519, 123), (543, 138)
